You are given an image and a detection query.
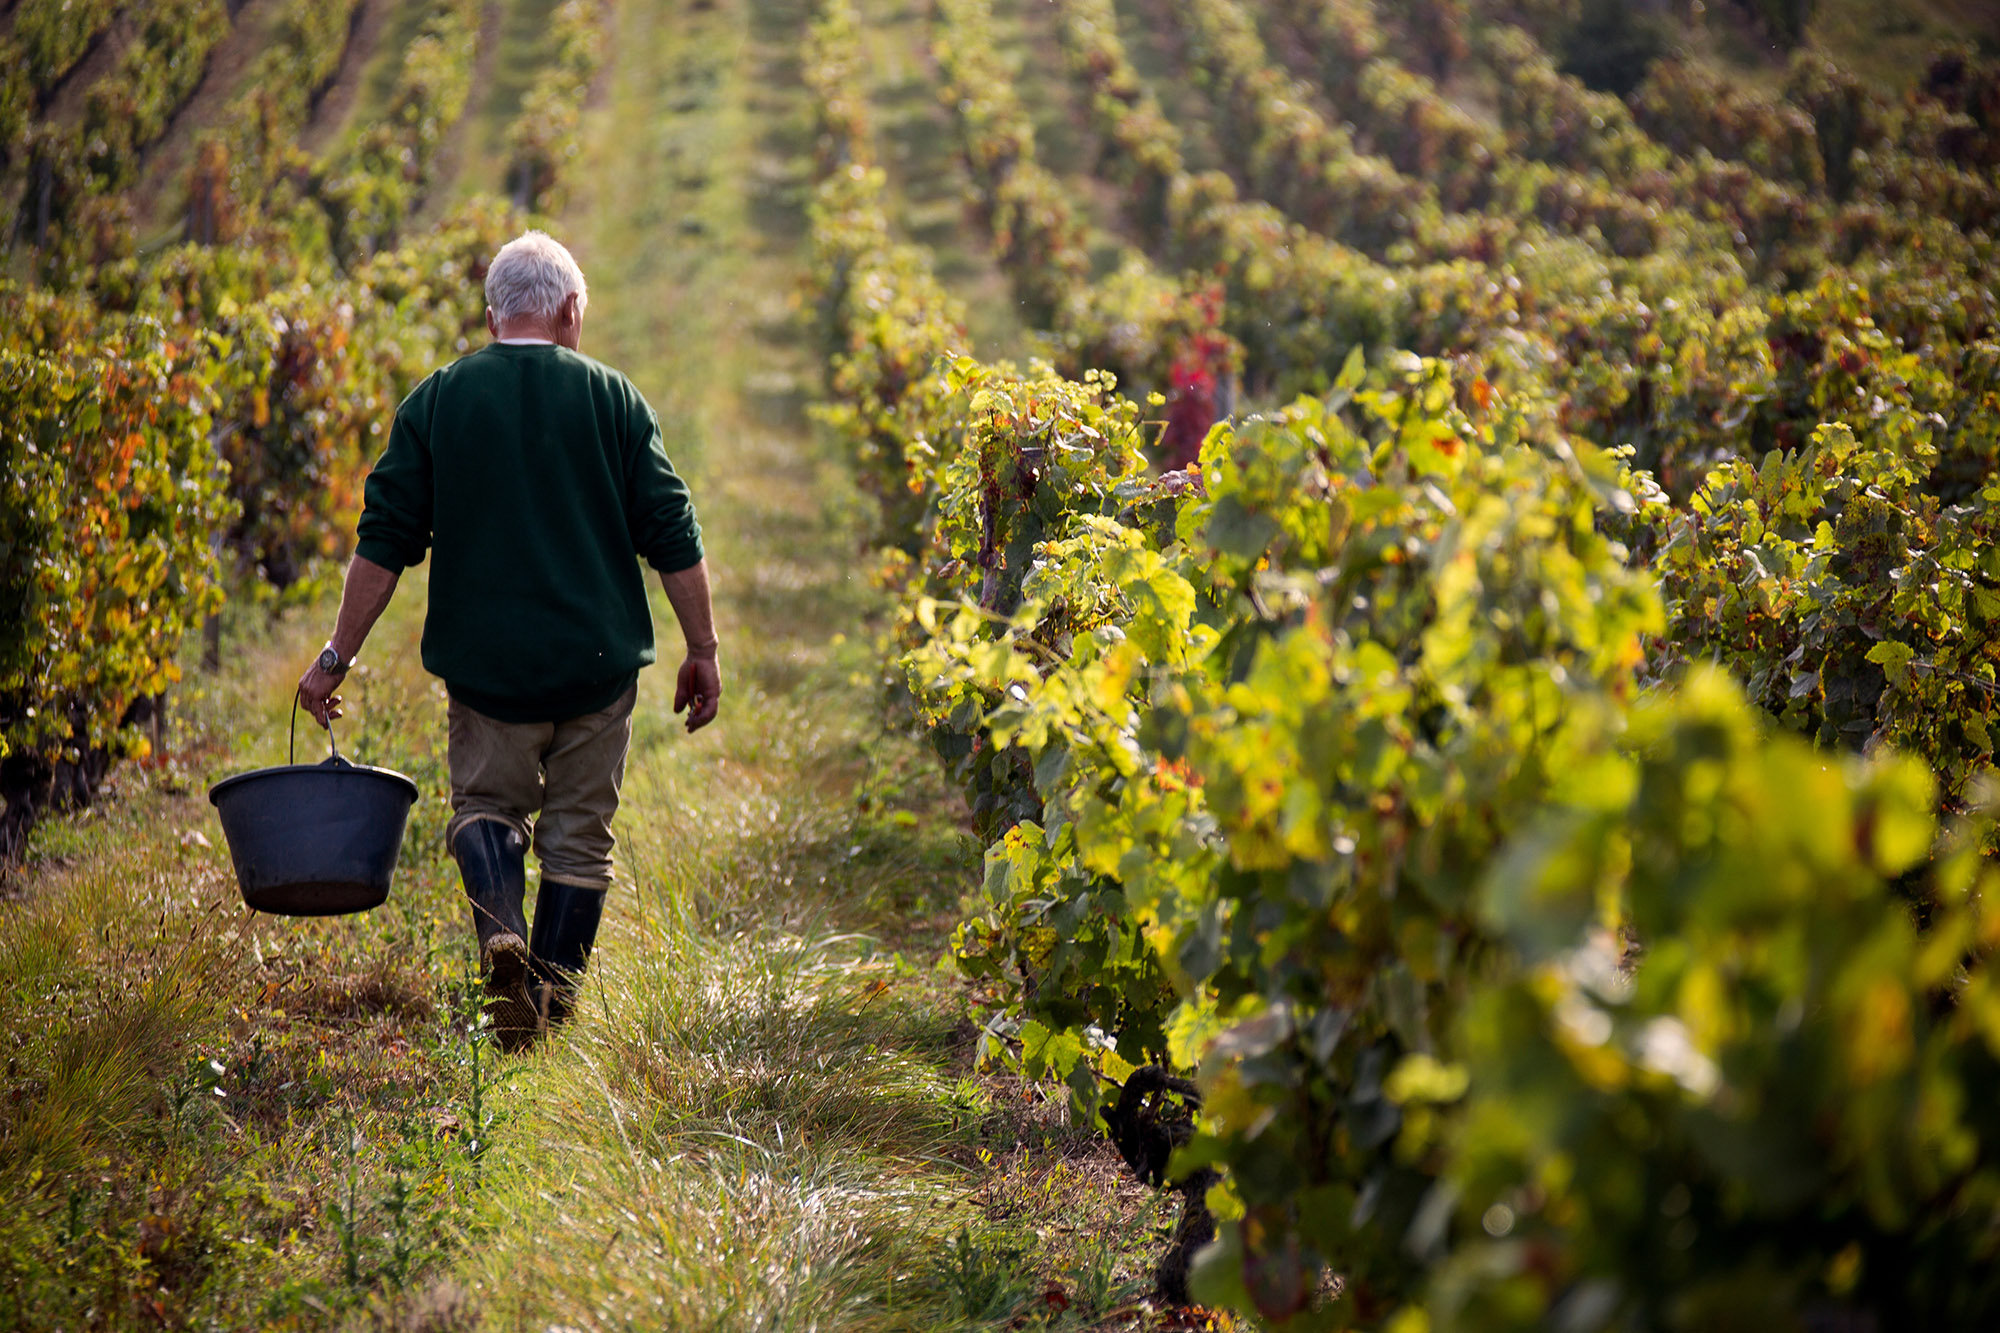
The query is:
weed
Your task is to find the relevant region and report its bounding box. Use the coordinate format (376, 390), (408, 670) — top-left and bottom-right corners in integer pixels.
(932, 1226), (1037, 1323)
(1060, 1208), (1152, 1318)
(332, 1113), (364, 1286)
(446, 962), (505, 1168)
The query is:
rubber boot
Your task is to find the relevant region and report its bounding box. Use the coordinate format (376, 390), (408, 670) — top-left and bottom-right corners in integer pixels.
(451, 819), (538, 1052)
(529, 878), (607, 1029)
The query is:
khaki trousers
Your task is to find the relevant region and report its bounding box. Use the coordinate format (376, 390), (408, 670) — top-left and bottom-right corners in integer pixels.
(444, 685), (637, 888)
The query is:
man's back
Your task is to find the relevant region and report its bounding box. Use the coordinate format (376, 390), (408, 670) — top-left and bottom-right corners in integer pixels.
(355, 343), (703, 723)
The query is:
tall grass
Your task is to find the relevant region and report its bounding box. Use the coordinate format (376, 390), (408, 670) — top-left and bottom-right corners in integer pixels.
(0, 588), (496, 1326)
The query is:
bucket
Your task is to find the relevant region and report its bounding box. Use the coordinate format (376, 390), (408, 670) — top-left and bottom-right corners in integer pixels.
(208, 698), (421, 916)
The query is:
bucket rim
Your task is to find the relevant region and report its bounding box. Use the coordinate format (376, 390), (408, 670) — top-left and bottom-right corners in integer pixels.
(209, 758), (421, 806)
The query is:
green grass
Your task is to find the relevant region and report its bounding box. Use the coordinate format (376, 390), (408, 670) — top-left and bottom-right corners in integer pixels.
(1105, 0), (1227, 176)
(1594, 0), (2000, 93)
(130, 0), (297, 238)
(451, 0), (1165, 1317)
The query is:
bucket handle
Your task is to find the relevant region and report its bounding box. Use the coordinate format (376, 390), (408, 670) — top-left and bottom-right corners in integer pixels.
(289, 690), (343, 767)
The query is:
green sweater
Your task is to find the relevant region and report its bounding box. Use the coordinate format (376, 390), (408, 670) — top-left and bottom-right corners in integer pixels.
(355, 342), (703, 723)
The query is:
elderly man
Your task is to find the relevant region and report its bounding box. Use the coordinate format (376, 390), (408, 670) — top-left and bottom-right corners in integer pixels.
(298, 231), (719, 1052)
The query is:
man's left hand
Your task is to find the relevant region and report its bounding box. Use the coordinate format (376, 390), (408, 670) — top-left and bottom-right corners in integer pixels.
(674, 653), (721, 733)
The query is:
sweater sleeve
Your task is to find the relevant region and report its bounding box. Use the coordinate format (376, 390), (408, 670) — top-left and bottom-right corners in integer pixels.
(624, 388), (704, 575)
(354, 375), (437, 572)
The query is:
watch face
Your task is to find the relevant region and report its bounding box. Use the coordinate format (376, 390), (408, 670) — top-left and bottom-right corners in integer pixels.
(318, 647), (342, 673)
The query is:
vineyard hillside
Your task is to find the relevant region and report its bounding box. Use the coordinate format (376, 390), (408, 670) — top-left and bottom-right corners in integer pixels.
(3, 0), (1998, 1328)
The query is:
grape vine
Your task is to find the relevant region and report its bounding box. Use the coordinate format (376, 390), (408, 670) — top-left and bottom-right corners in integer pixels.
(803, 0), (2000, 1321)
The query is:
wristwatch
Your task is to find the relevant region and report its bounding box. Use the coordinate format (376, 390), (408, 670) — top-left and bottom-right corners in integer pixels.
(316, 642), (354, 676)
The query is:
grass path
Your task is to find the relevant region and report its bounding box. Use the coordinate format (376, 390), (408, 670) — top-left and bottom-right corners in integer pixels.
(297, 0), (395, 158)
(854, 0), (1027, 358)
(444, 0), (1167, 1319)
(427, 0), (568, 213)
(1105, 0), (1225, 178)
(128, 0), (294, 238)
(414, 0), (514, 215)
(302, 0), (445, 160)
(984, 0), (1130, 275)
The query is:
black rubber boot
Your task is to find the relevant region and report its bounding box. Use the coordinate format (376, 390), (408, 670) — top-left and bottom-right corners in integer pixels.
(451, 819), (538, 1052)
(529, 878), (606, 1029)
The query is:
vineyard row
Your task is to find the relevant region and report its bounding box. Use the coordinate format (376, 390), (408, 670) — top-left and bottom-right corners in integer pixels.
(805, 0), (2000, 1322)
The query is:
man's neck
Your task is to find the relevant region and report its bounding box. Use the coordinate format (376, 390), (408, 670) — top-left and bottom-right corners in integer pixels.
(494, 319), (565, 344)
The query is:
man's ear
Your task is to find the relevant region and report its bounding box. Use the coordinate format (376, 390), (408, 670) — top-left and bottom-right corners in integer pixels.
(561, 291), (581, 330)
(485, 307), (500, 338)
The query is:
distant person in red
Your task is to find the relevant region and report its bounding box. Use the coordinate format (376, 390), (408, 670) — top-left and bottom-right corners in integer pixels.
(1158, 298), (1236, 472)
(297, 231), (721, 1052)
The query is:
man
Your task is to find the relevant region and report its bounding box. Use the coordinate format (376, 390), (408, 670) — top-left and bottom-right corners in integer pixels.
(297, 230), (720, 1053)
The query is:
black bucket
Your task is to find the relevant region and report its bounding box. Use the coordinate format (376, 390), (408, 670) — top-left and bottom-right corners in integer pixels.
(208, 699), (421, 916)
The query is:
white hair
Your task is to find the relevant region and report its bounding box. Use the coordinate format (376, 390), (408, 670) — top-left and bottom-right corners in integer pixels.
(484, 231), (589, 324)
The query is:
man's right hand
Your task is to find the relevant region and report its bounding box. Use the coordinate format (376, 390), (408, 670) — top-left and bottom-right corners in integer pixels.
(298, 662), (345, 729)
(674, 653), (721, 732)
